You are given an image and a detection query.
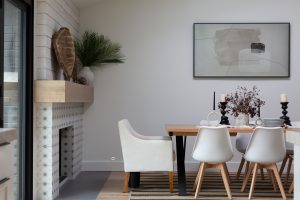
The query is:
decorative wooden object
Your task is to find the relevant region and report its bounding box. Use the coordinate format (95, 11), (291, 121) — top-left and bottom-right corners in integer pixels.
(34, 80), (93, 103)
(52, 27), (76, 81)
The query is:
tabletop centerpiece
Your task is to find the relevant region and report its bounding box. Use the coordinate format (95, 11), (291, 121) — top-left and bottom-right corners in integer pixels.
(225, 86), (265, 126)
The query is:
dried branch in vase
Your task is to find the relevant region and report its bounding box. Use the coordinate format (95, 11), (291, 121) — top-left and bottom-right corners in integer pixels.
(224, 86), (265, 118)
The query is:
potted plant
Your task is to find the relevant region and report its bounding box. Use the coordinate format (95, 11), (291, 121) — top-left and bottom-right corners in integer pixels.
(74, 31), (125, 85)
(224, 86), (265, 126)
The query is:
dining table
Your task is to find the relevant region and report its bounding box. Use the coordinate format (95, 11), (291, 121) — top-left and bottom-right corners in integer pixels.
(165, 124), (300, 196)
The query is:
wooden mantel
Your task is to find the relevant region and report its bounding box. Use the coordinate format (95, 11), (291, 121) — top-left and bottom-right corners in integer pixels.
(34, 80), (93, 103)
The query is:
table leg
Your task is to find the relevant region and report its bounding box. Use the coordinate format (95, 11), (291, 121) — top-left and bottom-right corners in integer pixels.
(129, 172), (140, 188)
(176, 136), (187, 196)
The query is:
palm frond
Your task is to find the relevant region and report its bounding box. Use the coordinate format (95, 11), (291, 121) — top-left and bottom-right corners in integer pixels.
(74, 31), (125, 66)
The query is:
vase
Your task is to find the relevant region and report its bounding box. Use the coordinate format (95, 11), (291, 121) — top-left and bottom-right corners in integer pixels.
(235, 113), (249, 126)
(78, 66), (94, 86)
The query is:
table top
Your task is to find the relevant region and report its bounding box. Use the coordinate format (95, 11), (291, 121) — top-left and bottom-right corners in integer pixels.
(165, 124), (300, 136)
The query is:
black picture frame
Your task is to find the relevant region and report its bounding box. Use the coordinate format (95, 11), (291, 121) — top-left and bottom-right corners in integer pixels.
(193, 22), (290, 79)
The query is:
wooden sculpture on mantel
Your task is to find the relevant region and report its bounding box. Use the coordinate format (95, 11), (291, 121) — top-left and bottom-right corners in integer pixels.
(52, 27), (76, 81)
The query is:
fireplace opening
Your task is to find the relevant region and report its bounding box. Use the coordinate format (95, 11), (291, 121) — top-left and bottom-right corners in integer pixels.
(59, 126), (73, 183)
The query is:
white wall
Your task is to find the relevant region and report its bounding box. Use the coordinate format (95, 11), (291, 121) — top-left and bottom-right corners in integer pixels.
(80, 0), (300, 171)
(35, 0), (80, 80)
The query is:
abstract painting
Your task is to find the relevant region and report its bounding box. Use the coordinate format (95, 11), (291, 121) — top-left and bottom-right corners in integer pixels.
(193, 23), (290, 78)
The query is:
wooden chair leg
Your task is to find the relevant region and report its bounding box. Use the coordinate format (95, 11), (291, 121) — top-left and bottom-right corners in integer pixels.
(122, 172), (130, 193)
(285, 156), (293, 185)
(220, 163), (232, 199)
(168, 171), (174, 193)
(222, 163), (231, 184)
(270, 163), (287, 200)
(193, 164), (202, 191)
(245, 161), (250, 175)
(241, 162), (254, 192)
(248, 163), (258, 199)
(260, 168), (264, 180)
(279, 154), (288, 176)
(236, 157), (245, 179)
(194, 163), (206, 199)
(289, 181), (294, 193)
(267, 169), (277, 191)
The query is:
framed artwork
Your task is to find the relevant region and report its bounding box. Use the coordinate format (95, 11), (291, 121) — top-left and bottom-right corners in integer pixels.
(193, 23), (290, 78)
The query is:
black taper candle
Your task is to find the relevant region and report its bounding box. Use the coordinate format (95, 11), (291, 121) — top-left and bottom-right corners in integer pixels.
(213, 91), (216, 110)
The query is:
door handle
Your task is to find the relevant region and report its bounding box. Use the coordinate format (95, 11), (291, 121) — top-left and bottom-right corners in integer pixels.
(0, 142), (10, 147)
(0, 178), (10, 186)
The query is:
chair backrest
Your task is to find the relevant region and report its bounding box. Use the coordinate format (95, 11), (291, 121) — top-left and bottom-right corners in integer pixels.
(244, 127), (286, 163)
(192, 126), (233, 163)
(118, 119), (142, 162)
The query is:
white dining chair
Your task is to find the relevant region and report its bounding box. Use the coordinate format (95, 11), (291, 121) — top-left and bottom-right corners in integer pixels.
(235, 133), (251, 179)
(279, 141), (294, 185)
(241, 127), (287, 200)
(235, 133), (265, 180)
(118, 119), (174, 193)
(192, 126), (233, 199)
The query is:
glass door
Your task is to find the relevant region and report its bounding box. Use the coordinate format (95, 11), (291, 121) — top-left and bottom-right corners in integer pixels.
(3, 1), (23, 199)
(0, 0), (33, 199)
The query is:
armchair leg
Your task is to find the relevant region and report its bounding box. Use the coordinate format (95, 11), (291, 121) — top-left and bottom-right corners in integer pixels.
(122, 172), (130, 193)
(168, 171), (174, 193)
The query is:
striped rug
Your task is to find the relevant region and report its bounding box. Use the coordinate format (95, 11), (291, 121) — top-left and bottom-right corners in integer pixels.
(130, 172), (293, 200)
(96, 172), (293, 200)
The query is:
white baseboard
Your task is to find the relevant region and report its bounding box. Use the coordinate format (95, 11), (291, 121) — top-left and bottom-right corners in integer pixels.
(82, 160), (244, 172)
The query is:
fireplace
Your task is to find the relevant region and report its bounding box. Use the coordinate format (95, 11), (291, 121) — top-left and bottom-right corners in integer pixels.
(59, 126), (74, 183)
(36, 103), (84, 199)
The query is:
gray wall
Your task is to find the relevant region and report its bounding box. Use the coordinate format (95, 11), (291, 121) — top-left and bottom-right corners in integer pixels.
(79, 0), (300, 171)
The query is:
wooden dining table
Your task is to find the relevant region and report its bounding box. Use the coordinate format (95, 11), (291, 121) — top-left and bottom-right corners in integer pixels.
(165, 124), (300, 196)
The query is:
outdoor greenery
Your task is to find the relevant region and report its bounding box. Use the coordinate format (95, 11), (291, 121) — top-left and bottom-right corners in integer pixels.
(74, 31), (125, 66)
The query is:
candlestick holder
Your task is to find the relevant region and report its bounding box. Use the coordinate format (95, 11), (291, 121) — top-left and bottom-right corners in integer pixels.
(219, 102), (230, 125)
(280, 102), (291, 126)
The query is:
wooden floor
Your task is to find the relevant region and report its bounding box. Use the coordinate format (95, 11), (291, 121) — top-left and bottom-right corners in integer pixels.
(130, 172), (293, 200)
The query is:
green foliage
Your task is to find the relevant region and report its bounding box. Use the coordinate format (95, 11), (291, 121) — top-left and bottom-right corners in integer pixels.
(74, 31), (125, 66)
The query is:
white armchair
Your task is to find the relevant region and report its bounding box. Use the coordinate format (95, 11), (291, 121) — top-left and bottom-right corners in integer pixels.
(118, 119), (174, 193)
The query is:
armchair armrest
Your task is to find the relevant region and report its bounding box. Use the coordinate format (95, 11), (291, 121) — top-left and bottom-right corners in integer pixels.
(122, 138), (174, 172)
